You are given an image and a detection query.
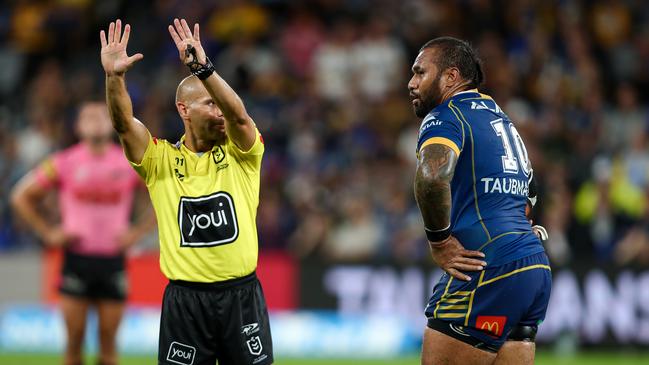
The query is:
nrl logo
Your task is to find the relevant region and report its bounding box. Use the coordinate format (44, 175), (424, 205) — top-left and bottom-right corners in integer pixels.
(246, 336), (263, 356)
(241, 323), (260, 336)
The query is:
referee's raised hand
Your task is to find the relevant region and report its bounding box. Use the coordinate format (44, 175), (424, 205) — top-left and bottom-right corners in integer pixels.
(100, 19), (143, 76)
(168, 18), (207, 66)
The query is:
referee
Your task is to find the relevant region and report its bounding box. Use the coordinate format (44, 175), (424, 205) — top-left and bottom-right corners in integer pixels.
(100, 18), (273, 365)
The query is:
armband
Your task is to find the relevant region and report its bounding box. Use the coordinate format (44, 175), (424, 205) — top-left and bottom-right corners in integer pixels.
(425, 224), (451, 243)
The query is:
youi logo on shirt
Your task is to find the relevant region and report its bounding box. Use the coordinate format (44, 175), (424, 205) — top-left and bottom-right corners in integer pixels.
(178, 192), (239, 247)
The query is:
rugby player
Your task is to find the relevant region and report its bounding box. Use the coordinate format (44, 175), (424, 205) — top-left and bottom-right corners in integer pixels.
(11, 101), (154, 365)
(409, 37), (551, 365)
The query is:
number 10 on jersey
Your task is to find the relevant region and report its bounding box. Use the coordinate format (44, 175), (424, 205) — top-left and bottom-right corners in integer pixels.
(490, 119), (531, 176)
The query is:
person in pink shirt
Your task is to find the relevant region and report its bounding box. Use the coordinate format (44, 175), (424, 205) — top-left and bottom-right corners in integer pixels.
(11, 101), (155, 365)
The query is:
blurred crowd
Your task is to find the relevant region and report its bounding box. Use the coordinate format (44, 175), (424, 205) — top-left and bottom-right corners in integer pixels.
(1, 0), (649, 266)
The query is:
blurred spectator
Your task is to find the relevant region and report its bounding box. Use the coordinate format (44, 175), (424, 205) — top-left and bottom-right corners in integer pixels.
(322, 194), (382, 262)
(15, 107), (58, 173)
(601, 83), (647, 154)
(312, 18), (358, 101)
(279, 6), (325, 79)
(9, 0), (53, 54)
(1, 0), (649, 266)
(352, 14), (406, 101)
(208, 0), (270, 43)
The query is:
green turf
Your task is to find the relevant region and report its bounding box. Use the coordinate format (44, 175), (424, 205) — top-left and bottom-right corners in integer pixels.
(0, 352), (648, 364)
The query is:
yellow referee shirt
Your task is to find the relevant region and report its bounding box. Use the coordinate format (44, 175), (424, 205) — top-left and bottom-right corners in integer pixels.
(129, 131), (264, 282)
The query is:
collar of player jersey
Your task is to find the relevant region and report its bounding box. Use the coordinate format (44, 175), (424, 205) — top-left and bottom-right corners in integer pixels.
(177, 134), (223, 155)
(451, 88), (480, 98)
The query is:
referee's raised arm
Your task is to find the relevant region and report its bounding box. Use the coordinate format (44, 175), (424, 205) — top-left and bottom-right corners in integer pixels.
(168, 18), (257, 152)
(100, 19), (150, 164)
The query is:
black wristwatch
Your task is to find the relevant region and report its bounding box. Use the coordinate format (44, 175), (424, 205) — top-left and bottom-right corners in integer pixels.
(185, 44), (215, 80)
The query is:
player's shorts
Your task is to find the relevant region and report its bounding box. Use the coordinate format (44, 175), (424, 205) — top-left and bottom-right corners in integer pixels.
(59, 251), (127, 301)
(158, 271), (273, 365)
(425, 251), (551, 352)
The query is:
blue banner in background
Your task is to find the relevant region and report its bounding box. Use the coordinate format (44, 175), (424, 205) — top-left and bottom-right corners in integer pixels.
(0, 306), (420, 358)
(271, 311), (421, 358)
(0, 305), (161, 354)
(3, 267), (649, 357)
(0, 305), (64, 352)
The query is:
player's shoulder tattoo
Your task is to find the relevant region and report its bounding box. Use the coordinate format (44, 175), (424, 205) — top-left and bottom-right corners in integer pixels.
(418, 143), (458, 181)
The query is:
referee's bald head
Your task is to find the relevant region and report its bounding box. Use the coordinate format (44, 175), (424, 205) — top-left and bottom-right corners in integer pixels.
(176, 75), (204, 104)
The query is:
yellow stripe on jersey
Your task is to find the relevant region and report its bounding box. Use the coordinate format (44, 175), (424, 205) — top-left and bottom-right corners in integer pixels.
(434, 277), (454, 318)
(437, 313), (467, 319)
(445, 291), (472, 297)
(438, 296), (469, 304)
(419, 137), (461, 156)
(449, 101), (491, 241)
(477, 231), (531, 252)
(464, 271), (483, 325)
(128, 130), (265, 282)
(438, 304), (469, 310)
(477, 264), (551, 288)
(434, 287), (474, 319)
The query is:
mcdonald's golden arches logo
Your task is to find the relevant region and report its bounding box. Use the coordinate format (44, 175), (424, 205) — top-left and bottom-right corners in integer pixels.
(476, 315), (507, 337)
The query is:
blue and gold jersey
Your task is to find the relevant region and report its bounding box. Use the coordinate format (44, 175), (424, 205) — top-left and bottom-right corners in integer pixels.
(417, 90), (544, 266)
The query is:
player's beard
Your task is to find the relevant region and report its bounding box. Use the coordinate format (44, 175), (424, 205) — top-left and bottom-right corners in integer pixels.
(415, 72), (443, 118)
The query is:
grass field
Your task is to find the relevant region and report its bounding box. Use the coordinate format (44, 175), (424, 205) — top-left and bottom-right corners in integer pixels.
(1, 352), (648, 365)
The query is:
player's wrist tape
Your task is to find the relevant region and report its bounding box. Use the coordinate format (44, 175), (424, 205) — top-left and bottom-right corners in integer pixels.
(185, 44), (215, 80)
(425, 224), (451, 243)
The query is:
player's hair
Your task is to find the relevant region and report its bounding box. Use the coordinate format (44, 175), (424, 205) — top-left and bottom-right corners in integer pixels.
(421, 37), (484, 88)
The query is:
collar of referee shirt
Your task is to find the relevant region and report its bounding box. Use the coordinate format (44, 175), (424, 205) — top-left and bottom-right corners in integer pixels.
(175, 134), (223, 154)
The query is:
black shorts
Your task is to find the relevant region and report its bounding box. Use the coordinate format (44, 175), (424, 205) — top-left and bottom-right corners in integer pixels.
(158, 272), (273, 365)
(59, 251), (127, 301)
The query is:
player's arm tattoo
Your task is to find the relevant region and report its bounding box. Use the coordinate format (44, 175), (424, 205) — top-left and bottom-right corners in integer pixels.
(414, 144), (458, 231)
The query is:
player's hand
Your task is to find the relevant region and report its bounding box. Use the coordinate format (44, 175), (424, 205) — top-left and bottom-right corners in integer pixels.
(43, 227), (77, 248)
(168, 18), (207, 66)
(429, 236), (486, 281)
(100, 19), (144, 76)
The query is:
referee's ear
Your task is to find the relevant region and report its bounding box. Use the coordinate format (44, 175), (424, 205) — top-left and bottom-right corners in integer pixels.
(176, 101), (189, 119)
